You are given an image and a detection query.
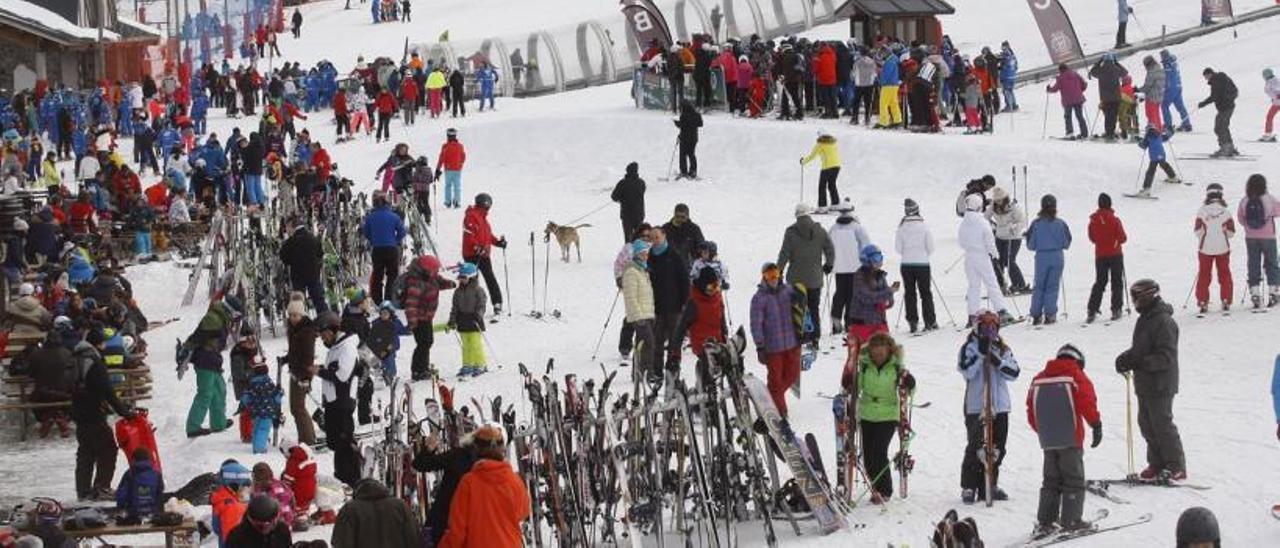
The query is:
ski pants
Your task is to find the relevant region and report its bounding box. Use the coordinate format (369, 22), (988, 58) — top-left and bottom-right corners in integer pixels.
(462, 254), (503, 308)
(1030, 250), (1064, 319)
(878, 84), (901, 126)
(1063, 104), (1087, 137)
(961, 412), (1008, 494)
(460, 331), (486, 368)
(964, 253), (1007, 315)
(765, 346), (801, 418)
(1037, 447), (1086, 527)
(323, 401), (360, 487)
(670, 78), (685, 113)
(1245, 237), (1280, 287)
(292, 278), (328, 313)
(631, 319), (657, 378)
(186, 368), (228, 434)
(381, 353), (398, 381)
(1100, 100), (1119, 138)
(696, 76), (713, 108)
(1142, 159), (1176, 189)
(1266, 105), (1280, 135)
(74, 419), (118, 498)
(1136, 392), (1185, 474)
(350, 111), (370, 134)
(817, 84), (837, 116)
(997, 238), (1027, 289)
(1002, 81), (1018, 110)
(429, 90), (443, 116)
(451, 90), (466, 117)
(1088, 255), (1126, 315)
(376, 113), (392, 141)
(830, 272), (854, 327)
(443, 170), (461, 206)
(1162, 93), (1190, 129)
(252, 416), (273, 453)
(900, 264), (936, 328)
(655, 312), (682, 370)
(851, 85), (875, 125)
(402, 100), (416, 125)
(1116, 21), (1127, 47)
(369, 246), (400, 304)
(679, 137), (698, 177)
(335, 113), (350, 138)
(411, 322), (434, 378)
(621, 217), (642, 245)
(289, 376), (317, 446)
(817, 167), (841, 208)
(239, 408), (254, 442)
(134, 231), (152, 258)
(1195, 252), (1233, 305)
(860, 419), (899, 499)
(479, 85), (495, 110)
(243, 174), (265, 206)
(1144, 100), (1164, 133)
(1213, 106), (1234, 148)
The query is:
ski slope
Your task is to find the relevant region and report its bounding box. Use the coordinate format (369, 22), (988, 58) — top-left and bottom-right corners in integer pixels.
(6, 2), (1280, 546)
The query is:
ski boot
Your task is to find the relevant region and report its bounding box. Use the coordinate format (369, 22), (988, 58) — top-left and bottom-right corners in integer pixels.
(961, 488), (976, 505)
(923, 323), (940, 332)
(1031, 522), (1060, 540)
(1222, 301), (1231, 314)
(1261, 134), (1277, 143)
(1032, 315), (1043, 326)
(1251, 286), (1264, 309)
(997, 310), (1018, 325)
(909, 323), (919, 334)
(1111, 309), (1124, 321)
(1134, 188), (1153, 198)
(1086, 310), (1098, 324)
(1137, 465), (1160, 480)
(1270, 286), (1280, 308)
(1198, 303), (1209, 315)
(1210, 147), (1232, 158)
(493, 303), (503, 315)
(1164, 176), (1182, 184)
(1044, 315), (1057, 325)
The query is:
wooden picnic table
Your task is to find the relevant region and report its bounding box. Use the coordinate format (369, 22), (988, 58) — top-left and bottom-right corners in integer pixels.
(64, 518), (198, 548)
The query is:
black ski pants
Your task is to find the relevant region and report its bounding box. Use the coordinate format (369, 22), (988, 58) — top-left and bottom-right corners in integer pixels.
(1038, 447), (1086, 527)
(1087, 255), (1125, 315)
(376, 112), (392, 141)
(830, 272), (854, 327)
(1137, 392), (1185, 474)
(411, 322), (434, 378)
(369, 246), (400, 304)
(962, 412), (1008, 495)
(860, 419), (898, 499)
(1213, 106), (1235, 149)
(1101, 100), (1120, 138)
(851, 85), (874, 125)
(817, 167), (840, 208)
(323, 401), (360, 487)
(782, 81), (803, 119)
(900, 264), (936, 328)
(451, 89), (466, 117)
(679, 138), (698, 177)
(997, 238), (1028, 290)
(463, 254), (503, 309)
(75, 419), (118, 498)
(1142, 160), (1176, 189)
(655, 312), (682, 370)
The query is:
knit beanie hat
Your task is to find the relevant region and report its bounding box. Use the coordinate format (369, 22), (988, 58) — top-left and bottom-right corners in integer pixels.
(903, 198), (920, 216)
(695, 266), (720, 291)
(630, 239), (652, 258)
(1097, 193), (1112, 209)
(1206, 183), (1224, 198)
(1056, 343), (1085, 368)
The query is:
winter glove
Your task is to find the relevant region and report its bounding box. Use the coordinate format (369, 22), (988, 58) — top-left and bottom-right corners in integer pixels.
(756, 348), (769, 365)
(900, 372), (916, 392)
(822, 263), (833, 275)
(495, 237), (507, 249)
(1091, 423), (1103, 448)
(977, 336), (991, 356)
(1114, 350), (1132, 374)
(615, 277), (623, 289)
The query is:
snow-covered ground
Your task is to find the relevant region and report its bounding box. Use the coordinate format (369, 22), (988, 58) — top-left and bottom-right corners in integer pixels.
(6, 2), (1280, 546)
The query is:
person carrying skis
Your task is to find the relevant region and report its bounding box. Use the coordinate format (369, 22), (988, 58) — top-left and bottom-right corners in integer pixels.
(1086, 193), (1127, 323)
(750, 262), (803, 417)
(314, 311), (361, 487)
(674, 100), (702, 179)
(1047, 63), (1089, 140)
(448, 263), (489, 377)
(1135, 124), (1179, 197)
(1159, 50), (1192, 133)
(957, 309), (1020, 503)
(1263, 68), (1280, 142)
(991, 187), (1029, 295)
(777, 204), (834, 347)
(1193, 183), (1235, 314)
(1237, 174), (1280, 308)
(1027, 343), (1102, 537)
(180, 295), (240, 438)
(1198, 67), (1239, 157)
(1025, 194), (1072, 325)
(362, 191), (406, 304)
(244, 355), (284, 454)
(1115, 279), (1186, 480)
(462, 193), (506, 315)
(959, 194), (1015, 326)
(895, 198), (937, 333)
(611, 162), (646, 244)
(849, 332), (915, 503)
(435, 128), (465, 209)
(801, 132), (841, 211)
(830, 199), (872, 334)
(437, 425), (530, 548)
(843, 244), (897, 357)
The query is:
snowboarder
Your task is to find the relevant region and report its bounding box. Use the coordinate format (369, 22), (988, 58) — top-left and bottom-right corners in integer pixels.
(1086, 193), (1127, 323)
(675, 100), (702, 179)
(314, 311), (361, 486)
(750, 262), (803, 416)
(1047, 63), (1089, 140)
(462, 193), (506, 315)
(801, 132), (842, 211)
(401, 255), (456, 380)
(1198, 68), (1239, 157)
(181, 295), (240, 438)
(1237, 174), (1280, 308)
(1264, 68), (1280, 142)
(958, 194), (1015, 326)
(1115, 279), (1186, 480)
(1136, 124), (1179, 196)
(611, 162), (646, 243)
(777, 204), (834, 346)
(436, 425), (529, 548)
(1193, 184), (1235, 313)
(991, 187), (1029, 295)
(957, 309), (1020, 503)
(448, 263), (489, 377)
(831, 199), (873, 333)
(1026, 194), (1072, 325)
(1027, 344), (1102, 537)
(895, 198), (937, 333)
(362, 191), (406, 304)
(1159, 50), (1192, 132)
(434, 128), (465, 208)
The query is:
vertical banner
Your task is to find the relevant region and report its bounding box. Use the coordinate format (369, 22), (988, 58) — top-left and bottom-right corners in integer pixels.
(1202, 0), (1234, 18)
(620, 0), (674, 48)
(1026, 0), (1085, 65)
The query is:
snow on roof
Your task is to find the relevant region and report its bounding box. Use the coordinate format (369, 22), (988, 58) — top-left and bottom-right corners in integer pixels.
(0, 0), (120, 44)
(117, 15), (161, 37)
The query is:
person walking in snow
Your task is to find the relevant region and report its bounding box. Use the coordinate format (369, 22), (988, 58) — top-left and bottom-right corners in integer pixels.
(1086, 193), (1127, 323)
(991, 187), (1029, 295)
(623, 240), (658, 386)
(1026, 194), (1072, 325)
(830, 199), (872, 333)
(435, 128), (466, 208)
(1159, 50), (1192, 133)
(958, 194), (1015, 326)
(448, 263), (489, 377)
(1115, 279), (1186, 481)
(675, 100), (702, 179)
(362, 191), (406, 304)
(849, 333), (915, 503)
(1238, 174), (1280, 308)
(750, 262), (803, 417)
(611, 162), (647, 244)
(291, 9), (302, 38)
(648, 227), (689, 376)
(777, 204), (834, 346)
(1027, 344), (1102, 537)
(1047, 63), (1089, 140)
(179, 295), (241, 438)
(1140, 55), (1166, 133)
(957, 309), (1019, 503)
(801, 132), (842, 211)
(1261, 68), (1280, 142)
(1198, 67), (1239, 157)
(895, 198), (937, 333)
(1193, 183), (1235, 314)
(462, 193), (507, 315)
(449, 68), (466, 118)
(1136, 124), (1179, 197)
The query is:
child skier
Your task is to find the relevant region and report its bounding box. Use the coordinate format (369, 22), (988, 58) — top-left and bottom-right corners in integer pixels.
(115, 447), (165, 523)
(367, 301), (408, 383)
(1193, 183), (1235, 313)
(676, 267), (727, 390)
(449, 263), (489, 377)
(244, 355), (284, 454)
(851, 333), (915, 503)
(1118, 75), (1139, 140)
(1238, 174), (1280, 308)
(957, 310), (1020, 503)
(229, 325), (259, 443)
(1135, 125), (1179, 197)
(211, 459), (251, 547)
(251, 462), (296, 530)
(281, 440), (317, 522)
(1026, 195), (1072, 325)
(1086, 193), (1128, 323)
(1027, 343), (1102, 537)
(688, 240), (728, 291)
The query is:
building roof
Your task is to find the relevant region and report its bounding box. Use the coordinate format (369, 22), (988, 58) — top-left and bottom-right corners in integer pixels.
(835, 0), (956, 18)
(0, 0), (119, 46)
(116, 15), (161, 40)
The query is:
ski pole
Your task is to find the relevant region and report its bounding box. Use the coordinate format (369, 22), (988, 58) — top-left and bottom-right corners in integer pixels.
(1124, 372), (1135, 476)
(590, 289), (621, 361)
(1181, 268), (1200, 309)
(942, 253), (965, 275)
(1122, 268), (1132, 316)
(501, 246), (512, 316)
(1089, 105), (1101, 139)
(528, 232), (537, 314)
(1133, 146), (1148, 193)
(799, 160), (805, 204)
(542, 235), (551, 317)
(1040, 90), (1051, 140)
(665, 136), (679, 181)
(1058, 261), (1068, 321)
(930, 276), (958, 326)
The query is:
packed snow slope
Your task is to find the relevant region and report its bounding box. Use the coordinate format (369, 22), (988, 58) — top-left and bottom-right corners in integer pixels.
(7, 6), (1280, 548)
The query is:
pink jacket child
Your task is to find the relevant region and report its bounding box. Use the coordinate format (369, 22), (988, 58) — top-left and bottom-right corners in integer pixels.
(252, 462), (297, 528)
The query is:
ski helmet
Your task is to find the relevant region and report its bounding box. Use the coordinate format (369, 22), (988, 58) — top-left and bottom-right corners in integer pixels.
(475, 193), (492, 208)
(314, 311), (341, 333)
(1056, 343), (1085, 368)
(858, 244), (884, 267)
(1129, 279), (1160, 307)
(247, 493), (280, 523)
(459, 262), (479, 278)
(219, 459), (252, 488)
(1175, 507), (1220, 547)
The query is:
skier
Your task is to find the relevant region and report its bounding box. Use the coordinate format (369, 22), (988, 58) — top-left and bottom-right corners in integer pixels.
(1140, 56), (1166, 132)
(434, 128), (465, 208)
(999, 41), (1018, 112)
(1263, 68), (1280, 142)
(449, 68), (466, 118)
(401, 255), (455, 380)
(436, 425), (530, 548)
(777, 204), (834, 346)
(227, 495), (292, 547)
(367, 301), (407, 382)
(400, 72), (419, 126)
(1086, 193), (1127, 323)
(1193, 183), (1235, 313)
(750, 262), (803, 416)
(843, 243), (897, 360)
(830, 199), (872, 333)
(850, 333), (915, 503)
(71, 327), (136, 500)
(957, 309), (1020, 503)
(362, 191), (406, 304)
(877, 46), (903, 128)
(291, 8), (302, 38)
(1025, 194), (1072, 325)
(448, 263), (489, 377)
(462, 193), (507, 315)
(1237, 174), (1280, 308)
(991, 187), (1029, 295)
(244, 355), (283, 454)
(851, 47), (877, 125)
(674, 100), (702, 179)
(229, 326), (260, 443)
(959, 194), (1015, 326)
(314, 311), (361, 486)
(895, 198), (937, 333)
(1047, 63), (1089, 140)
(1175, 507), (1220, 548)
(331, 479), (422, 547)
(284, 295), (318, 445)
(476, 62), (497, 111)
(1115, 279), (1186, 480)
(280, 224), (326, 313)
(1027, 344), (1102, 537)
(611, 162), (646, 243)
(801, 132), (842, 211)
(1197, 68), (1238, 157)
(1159, 50), (1192, 132)
(1136, 124), (1179, 197)
(181, 295), (240, 438)
(426, 68), (446, 118)
(375, 87), (397, 143)
(1089, 54), (1129, 141)
(1115, 0), (1131, 49)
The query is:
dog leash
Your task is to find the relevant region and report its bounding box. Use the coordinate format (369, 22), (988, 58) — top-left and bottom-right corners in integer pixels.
(560, 200), (612, 227)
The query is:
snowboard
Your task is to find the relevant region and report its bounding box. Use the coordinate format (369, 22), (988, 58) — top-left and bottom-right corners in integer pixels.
(115, 409), (162, 473)
(743, 374), (846, 534)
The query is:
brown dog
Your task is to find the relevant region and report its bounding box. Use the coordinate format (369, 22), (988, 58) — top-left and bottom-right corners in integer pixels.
(543, 221), (591, 262)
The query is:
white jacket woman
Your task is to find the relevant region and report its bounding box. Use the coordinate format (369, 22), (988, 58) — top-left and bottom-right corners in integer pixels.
(829, 206), (872, 274)
(895, 213), (934, 266)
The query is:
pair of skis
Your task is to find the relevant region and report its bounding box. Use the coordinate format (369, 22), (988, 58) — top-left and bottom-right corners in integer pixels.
(1011, 509), (1154, 547)
(833, 341), (914, 506)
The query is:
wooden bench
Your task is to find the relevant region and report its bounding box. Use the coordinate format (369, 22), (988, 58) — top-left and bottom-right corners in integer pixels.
(64, 518), (198, 548)
(1, 367), (154, 441)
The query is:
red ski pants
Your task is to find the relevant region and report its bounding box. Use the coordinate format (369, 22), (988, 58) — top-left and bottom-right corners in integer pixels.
(765, 347), (801, 417)
(1196, 252), (1233, 305)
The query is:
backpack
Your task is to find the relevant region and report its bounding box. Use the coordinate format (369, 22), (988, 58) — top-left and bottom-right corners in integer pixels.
(1245, 197), (1268, 230)
(931, 509), (985, 547)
